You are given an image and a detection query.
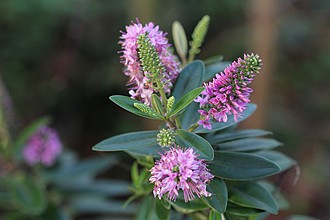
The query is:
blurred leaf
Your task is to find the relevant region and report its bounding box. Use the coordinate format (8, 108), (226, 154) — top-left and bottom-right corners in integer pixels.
(12, 117), (50, 162)
(288, 215), (320, 220)
(167, 87), (204, 118)
(206, 129), (272, 144)
(205, 178), (228, 213)
(69, 196), (136, 215)
(110, 95), (162, 120)
(226, 202), (265, 216)
(172, 21), (188, 62)
(136, 196), (156, 220)
(195, 104), (257, 133)
(92, 130), (158, 151)
(175, 129), (214, 161)
(209, 151), (280, 180)
(42, 156), (116, 183)
(204, 61), (230, 82)
(40, 203), (71, 220)
(255, 151), (297, 172)
(155, 199), (170, 220)
(7, 176), (47, 215)
(227, 181), (278, 214)
(168, 197), (209, 213)
(209, 210), (222, 220)
(215, 138), (282, 152)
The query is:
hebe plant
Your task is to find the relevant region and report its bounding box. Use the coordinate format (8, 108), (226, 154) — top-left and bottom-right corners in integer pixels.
(93, 16), (297, 219)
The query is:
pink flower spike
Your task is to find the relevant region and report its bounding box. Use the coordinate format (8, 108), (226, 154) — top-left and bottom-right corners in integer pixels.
(149, 146), (213, 202)
(195, 53), (262, 129)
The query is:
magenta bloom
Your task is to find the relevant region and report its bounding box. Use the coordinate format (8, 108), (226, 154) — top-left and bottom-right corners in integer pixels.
(23, 125), (62, 166)
(119, 20), (180, 105)
(149, 147), (213, 202)
(195, 53), (262, 129)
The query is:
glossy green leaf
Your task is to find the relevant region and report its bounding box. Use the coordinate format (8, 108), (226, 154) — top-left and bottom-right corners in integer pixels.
(173, 61), (205, 129)
(215, 138), (282, 152)
(205, 178), (228, 213)
(110, 95), (162, 120)
(173, 60), (205, 100)
(167, 87), (204, 117)
(172, 21), (188, 61)
(227, 181), (278, 214)
(126, 145), (162, 157)
(7, 177), (46, 215)
(209, 210), (223, 220)
(175, 129), (214, 161)
(255, 151), (296, 172)
(206, 129), (272, 144)
(195, 104), (257, 133)
(226, 202), (265, 216)
(92, 130), (158, 151)
(204, 61), (230, 82)
(209, 151), (280, 180)
(151, 94), (164, 116)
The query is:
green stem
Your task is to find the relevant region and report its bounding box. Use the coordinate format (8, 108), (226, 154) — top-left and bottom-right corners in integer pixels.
(188, 121), (199, 132)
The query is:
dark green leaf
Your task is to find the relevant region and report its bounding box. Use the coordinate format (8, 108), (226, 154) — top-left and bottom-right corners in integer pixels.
(7, 177), (46, 215)
(195, 104), (257, 133)
(204, 61), (230, 82)
(168, 87), (204, 117)
(93, 130), (159, 151)
(209, 210), (222, 220)
(205, 178), (228, 213)
(209, 151), (280, 180)
(126, 145), (163, 158)
(173, 60), (205, 100)
(206, 129), (272, 144)
(226, 202), (265, 216)
(175, 129), (214, 161)
(110, 95), (162, 120)
(227, 181), (278, 214)
(255, 151), (296, 172)
(151, 94), (164, 116)
(215, 138), (282, 152)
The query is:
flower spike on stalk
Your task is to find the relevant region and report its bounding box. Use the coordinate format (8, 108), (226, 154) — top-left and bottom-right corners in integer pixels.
(119, 20), (180, 106)
(195, 53), (262, 129)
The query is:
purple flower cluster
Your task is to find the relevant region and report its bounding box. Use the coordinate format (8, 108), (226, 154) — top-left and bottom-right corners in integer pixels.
(119, 20), (180, 105)
(195, 53), (262, 129)
(23, 125), (62, 166)
(149, 147), (213, 202)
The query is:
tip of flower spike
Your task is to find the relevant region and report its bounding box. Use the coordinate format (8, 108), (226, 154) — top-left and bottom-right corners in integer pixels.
(156, 128), (175, 147)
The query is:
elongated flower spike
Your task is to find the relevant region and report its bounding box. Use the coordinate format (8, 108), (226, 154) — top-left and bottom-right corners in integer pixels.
(195, 53), (262, 129)
(149, 146), (213, 202)
(119, 20), (180, 106)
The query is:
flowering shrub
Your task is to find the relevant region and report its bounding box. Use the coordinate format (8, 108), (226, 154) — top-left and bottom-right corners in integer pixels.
(92, 16), (298, 219)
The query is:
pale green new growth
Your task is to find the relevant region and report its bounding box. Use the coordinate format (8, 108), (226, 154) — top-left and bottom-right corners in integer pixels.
(134, 103), (158, 117)
(172, 21), (188, 65)
(166, 96), (175, 113)
(188, 15), (210, 62)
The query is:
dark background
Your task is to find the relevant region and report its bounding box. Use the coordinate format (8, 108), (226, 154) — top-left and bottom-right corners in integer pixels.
(0, 0), (329, 219)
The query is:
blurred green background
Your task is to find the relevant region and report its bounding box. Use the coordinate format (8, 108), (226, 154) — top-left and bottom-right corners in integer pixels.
(0, 0), (329, 219)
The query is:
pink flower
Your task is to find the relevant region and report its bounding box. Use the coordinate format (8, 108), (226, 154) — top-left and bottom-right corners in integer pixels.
(195, 53), (262, 129)
(119, 20), (180, 105)
(149, 146), (213, 202)
(23, 125), (62, 166)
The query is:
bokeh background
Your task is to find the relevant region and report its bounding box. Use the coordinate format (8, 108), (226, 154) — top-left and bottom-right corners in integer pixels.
(0, 0), (329, 219)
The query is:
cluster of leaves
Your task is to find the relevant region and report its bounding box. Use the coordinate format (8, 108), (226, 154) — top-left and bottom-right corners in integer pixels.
(92, 16), (298, 220)
(0, 117), (134, 219)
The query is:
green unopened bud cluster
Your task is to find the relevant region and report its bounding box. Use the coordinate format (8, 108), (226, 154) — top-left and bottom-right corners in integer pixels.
(157, 128), (176, 147)
(134, 103), (158, 117)
(189, 15), (210, 61)
(166, 96), (175, 113)
(137, 34), (165, 89)
(244, 53), (262, 74)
